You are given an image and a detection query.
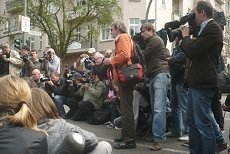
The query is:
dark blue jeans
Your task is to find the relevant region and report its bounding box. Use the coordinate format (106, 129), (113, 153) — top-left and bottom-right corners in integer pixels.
(170, 81), (188, 137)
(186, 88), (225, 154)
(53, 95), (68, 117)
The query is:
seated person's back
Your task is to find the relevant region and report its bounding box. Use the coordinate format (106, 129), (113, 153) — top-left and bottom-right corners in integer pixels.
(0, 75), (47, 154)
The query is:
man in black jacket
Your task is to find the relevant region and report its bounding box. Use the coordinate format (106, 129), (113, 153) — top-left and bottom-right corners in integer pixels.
(180, 1), (226, 153)
(45, 71), (69, 118)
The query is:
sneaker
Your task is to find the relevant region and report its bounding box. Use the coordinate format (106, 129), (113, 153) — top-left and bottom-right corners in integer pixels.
(179, 135), (189, 142)
(216, 142), (228, 153)
(149, 142), (162, 151)
(104, 121), (112, 125)
(181, 140), (189, 147)
(114, 140), (136, 149)
(114, 126), (122, 131)
(106, 123), (114, 129)
(114, 137), (125, 142)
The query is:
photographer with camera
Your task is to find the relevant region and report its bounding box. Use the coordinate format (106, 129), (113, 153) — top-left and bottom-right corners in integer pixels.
(71, 69), (106, 122)
(179, 1), (227, 153)
(79, 54), (94, 73)
(0, 42), (23, 76)
(40, 48), (60, 77)
(21, 46), (41, 77)
(140, 22), (171, 151)
(93, 52), (110, 82)
(45, 71), (69, 118)
(64, 72), (84, 119)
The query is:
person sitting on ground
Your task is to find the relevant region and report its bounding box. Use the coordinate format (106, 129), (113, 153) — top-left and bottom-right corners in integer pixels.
(65, 72), (83, 119)
(29, 88), (112, 154)
(71, 69), (106, 121)
(45, 71), (69, 118)
(0, 75), (48, 154)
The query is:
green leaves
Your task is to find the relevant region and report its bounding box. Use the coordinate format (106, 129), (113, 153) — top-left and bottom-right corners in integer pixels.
(26, 0), (120, 58)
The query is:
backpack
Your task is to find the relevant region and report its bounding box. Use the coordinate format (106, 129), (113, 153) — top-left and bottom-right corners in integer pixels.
(88, 111), (111, 125)
(131, 39), (146, 72)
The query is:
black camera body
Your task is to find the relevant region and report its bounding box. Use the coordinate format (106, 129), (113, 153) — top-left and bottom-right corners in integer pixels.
(81, 77), (90, 84)
(39, 57), (49, 63)
(21, 55), (32, 62)
(164, 10), (226, 42)
(164, 12), (197, 42)
(40, 77), (50, 82)
(80, 72), (91, 84)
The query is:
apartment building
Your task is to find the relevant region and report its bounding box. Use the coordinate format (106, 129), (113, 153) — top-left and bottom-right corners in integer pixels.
(0, 0), (228, 69)
(0, 0), (49, 57)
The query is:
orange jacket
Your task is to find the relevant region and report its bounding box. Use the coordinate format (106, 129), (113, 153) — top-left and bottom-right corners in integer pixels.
(111, 33), (132, 85)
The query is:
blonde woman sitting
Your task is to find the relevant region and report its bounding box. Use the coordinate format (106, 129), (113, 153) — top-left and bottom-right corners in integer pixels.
(0, 75), (48, 154)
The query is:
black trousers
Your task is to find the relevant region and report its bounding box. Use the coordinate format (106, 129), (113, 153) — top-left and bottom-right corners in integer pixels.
(72, 101), (95, 121)
(119, 82), (136, 141)
(211, 90), (224, 130)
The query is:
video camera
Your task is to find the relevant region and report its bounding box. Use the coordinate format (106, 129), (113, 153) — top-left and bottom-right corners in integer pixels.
(164, 10), (226, 42)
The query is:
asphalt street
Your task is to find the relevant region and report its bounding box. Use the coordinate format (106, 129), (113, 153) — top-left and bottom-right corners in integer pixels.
(66, 93), (230, 154)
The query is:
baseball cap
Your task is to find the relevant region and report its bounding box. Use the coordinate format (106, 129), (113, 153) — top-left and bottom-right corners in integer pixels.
(71, 72), (82, 80)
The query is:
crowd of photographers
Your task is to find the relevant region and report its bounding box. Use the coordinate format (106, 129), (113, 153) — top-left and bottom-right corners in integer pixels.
(0, 1), (230, 153)
(0, 42), (117, 122)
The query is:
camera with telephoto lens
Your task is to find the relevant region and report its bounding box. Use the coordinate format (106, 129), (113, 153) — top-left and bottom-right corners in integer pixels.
(164, 10), (226, 42)
(40, 77), (50, 82)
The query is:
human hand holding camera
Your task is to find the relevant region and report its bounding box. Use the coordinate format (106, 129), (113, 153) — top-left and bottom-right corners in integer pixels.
(83, 83), (90, 90)
(2, 55), (9, 62)
(46, 80), (54, 86)
(180, 25), (190, 37)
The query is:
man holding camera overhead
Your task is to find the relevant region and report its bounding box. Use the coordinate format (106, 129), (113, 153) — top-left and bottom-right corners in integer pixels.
(40, 48), (60, 77)
(180, 1), (226, 153)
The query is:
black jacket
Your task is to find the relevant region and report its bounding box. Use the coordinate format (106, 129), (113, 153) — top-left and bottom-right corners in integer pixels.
(45, 77), (69, 97)
(168, 44), (187, 83)
(181, 20), (223, 89)
(0, 121), (47, 154)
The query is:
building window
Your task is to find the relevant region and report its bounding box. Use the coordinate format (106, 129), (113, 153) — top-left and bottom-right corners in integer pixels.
(10, 16), (18, 32)
(100, 26), (112, 41)
(162, 0), (166, 9)
(39, 36), (42, 50)
(3, 20), (9, 33)
(4, 0), (9, 10)
(77, 0), (86, 6)
(30, 37), (35, 50)
(76, 27), (81, 42)
(129, 18), (140, 36)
